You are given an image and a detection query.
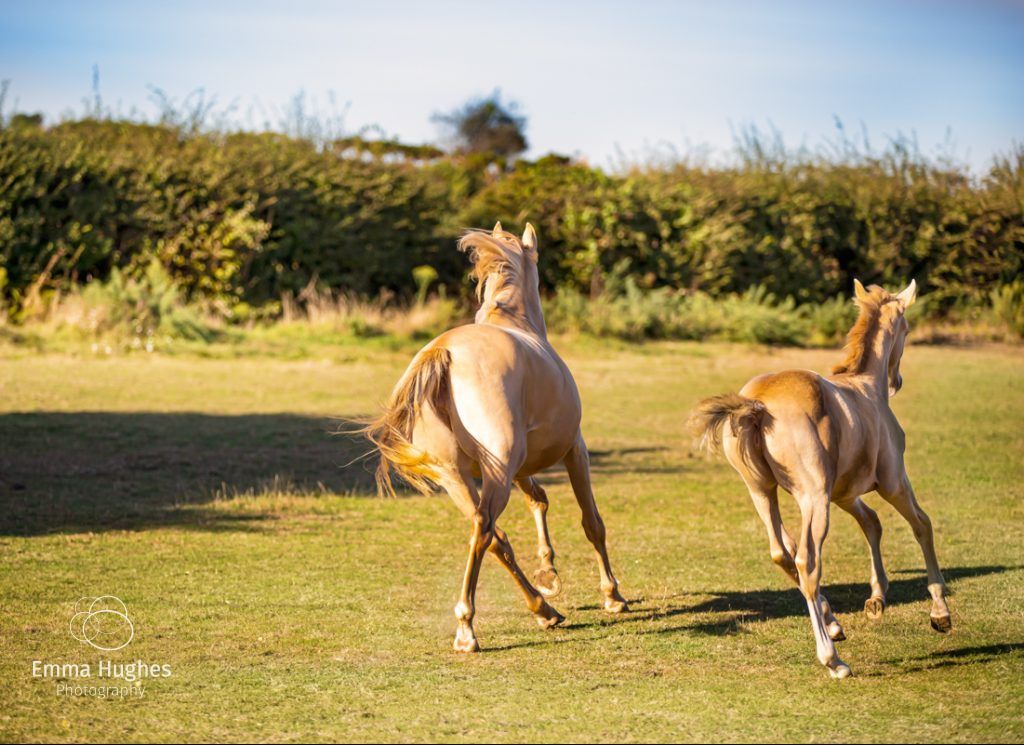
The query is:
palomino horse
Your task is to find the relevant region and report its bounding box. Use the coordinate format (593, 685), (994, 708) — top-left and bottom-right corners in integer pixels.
(364, 222), (629, 652)
(689, 280), (951, 678)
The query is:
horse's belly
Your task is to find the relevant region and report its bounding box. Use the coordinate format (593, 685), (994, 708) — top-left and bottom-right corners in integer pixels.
(517, 427), (577, 476)
(832, 450), (878, 503)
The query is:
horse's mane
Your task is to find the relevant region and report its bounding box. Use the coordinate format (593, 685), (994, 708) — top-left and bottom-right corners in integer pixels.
(457, 228), (537, 306)
(832, 284), (891, 375)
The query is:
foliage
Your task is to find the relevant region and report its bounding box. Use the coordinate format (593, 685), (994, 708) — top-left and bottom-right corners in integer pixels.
(989, 280), (1024, 338)
(1, 116), (1022, 332)
(37, 259), (218, 351)
(545, 282), (833, 345)
(432, 91), (528, 159)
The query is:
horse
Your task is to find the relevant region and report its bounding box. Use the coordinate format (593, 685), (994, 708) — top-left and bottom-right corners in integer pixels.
(688, 279), (951, 678)
(363, 222), (629, 652)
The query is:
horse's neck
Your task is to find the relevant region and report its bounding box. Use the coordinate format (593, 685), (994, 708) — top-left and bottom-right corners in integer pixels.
(477, 286), (548, 339)
(857, 327), (895, 402)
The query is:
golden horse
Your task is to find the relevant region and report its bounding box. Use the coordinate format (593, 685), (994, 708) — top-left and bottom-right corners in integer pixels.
(689, 280), (950, 678)
(364, 222), (628, 652)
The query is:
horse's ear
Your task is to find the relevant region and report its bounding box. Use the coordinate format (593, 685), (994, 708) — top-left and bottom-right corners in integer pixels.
(896, 279), (917, 309)
(492, 221), (503, 236)
(853, 278), (870, 303)
(522, 223), (538, 252)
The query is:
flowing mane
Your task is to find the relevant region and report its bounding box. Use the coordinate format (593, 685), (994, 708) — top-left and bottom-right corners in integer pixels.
(831, 284), (889, 375)
(458, 228), (536, 300)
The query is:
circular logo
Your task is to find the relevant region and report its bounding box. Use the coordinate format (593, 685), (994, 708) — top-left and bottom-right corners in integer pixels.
(70, 596), (135, 651)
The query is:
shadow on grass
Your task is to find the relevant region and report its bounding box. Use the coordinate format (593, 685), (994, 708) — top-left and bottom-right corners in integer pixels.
(0, 411), (377, 536)
(863, 642), (1024, 676)
(486, 565), (1020, 654)
(571, 564), (1020, 628)
(537, 445), (683, 483)
(0, 412), (672, 536)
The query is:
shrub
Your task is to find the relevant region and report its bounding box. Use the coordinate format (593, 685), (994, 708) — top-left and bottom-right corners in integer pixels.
(990, 282), (1024, 339)
(41, 259), (217, 350)
(1, 116), (1021, 331)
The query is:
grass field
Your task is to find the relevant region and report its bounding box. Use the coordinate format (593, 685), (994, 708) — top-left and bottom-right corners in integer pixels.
(1, 339), (1022, 742)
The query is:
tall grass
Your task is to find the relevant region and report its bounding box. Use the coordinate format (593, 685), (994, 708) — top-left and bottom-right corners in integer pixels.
(543, 281), (854, 345)
(6, 269), (1019, 355)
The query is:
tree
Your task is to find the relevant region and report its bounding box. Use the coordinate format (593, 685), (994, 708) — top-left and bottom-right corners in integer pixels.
(432, 91), (528, 159)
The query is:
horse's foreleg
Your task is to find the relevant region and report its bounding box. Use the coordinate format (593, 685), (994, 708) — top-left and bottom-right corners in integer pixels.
(489, 525), (565, 628)
(836, 497), (889, 619)
(879, 476), (951, 632)
(563, 435), (628, 613)
(515, 476), (561, 597)
(795, 492), (851, 678)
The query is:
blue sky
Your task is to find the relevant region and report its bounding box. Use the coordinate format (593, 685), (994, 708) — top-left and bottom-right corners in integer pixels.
(2, 0), (1022, 169)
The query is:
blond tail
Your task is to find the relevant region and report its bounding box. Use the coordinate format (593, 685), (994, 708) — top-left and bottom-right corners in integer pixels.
(687, 393), (770, 477)
(362, 346), (453, 497)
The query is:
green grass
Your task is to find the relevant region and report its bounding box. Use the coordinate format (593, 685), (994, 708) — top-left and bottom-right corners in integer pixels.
(1, 339), (1022, 742)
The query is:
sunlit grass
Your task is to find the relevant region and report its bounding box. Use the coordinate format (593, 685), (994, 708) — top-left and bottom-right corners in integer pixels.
(0, 340), (1021, 742)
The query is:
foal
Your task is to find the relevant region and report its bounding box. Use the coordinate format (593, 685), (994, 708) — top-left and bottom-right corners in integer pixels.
(364, 223), (628, 652)
(689, 280), (951, 678)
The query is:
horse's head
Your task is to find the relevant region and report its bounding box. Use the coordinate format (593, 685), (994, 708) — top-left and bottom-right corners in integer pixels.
(854, 278), (917, 396)
(459, 222), (545, 336)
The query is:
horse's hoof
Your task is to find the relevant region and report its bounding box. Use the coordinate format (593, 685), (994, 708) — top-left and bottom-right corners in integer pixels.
(930, 614), (952, 633)
(604, 598), (629, 614)
(828, 662), (853, 680)
(827, 622), (847, 642)
(453, 632), (480, 653)
(864, 597), (886, 620)
(533, 568), (562, 598)
(535, 605), (565, 629)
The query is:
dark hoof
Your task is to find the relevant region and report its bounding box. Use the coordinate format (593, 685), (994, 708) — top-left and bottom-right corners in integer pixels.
(930, 614), (952, 633)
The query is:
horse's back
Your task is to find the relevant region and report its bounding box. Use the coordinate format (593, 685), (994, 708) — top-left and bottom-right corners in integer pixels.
(434, 323), (573, 391)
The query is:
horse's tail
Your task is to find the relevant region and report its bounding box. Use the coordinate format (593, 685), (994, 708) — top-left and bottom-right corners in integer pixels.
(688, 393), (771, 479)
(361, 345), (453, 497)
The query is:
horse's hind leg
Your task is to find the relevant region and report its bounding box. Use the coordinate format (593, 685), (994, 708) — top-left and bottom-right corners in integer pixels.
(725, 438), (845, 641)
(878, 476), (951, 632)
(442, 463), (514, 652)
(835, 497), (888, 619)
(563, 434), (629, 613)
(794, 489), (851, 678)
(744, 481), (846, 642)
(489, 525), (565, 628)
(516, 476), (561, 597)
